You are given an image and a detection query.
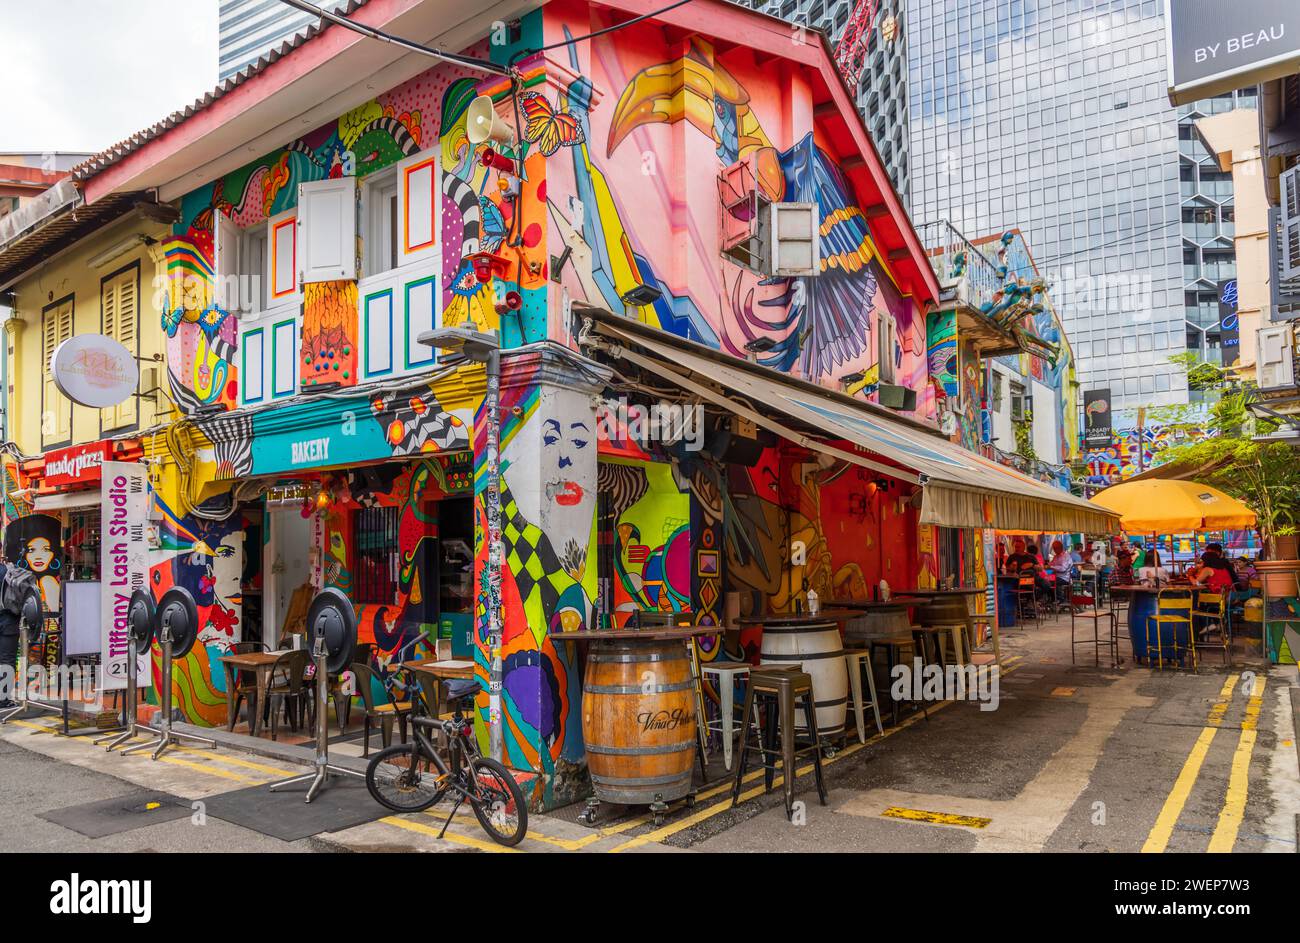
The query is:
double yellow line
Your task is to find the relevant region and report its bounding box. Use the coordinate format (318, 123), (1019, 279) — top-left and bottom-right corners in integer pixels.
(1141, 673), (1268, 853)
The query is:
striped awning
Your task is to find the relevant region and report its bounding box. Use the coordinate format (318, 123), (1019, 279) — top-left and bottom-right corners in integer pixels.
(589, 312), (1119, 534)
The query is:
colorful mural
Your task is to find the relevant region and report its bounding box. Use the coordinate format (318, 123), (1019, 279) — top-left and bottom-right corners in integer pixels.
(148, 496), (244, 726)
(598, 459), (691, 625)
(4, 513), (63, 670)
(541, 21), (931, 417)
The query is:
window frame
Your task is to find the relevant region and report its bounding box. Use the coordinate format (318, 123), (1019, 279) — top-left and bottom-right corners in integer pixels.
(99, 260), (142, 433)
(41, 293), (75, 450)
(352, 504), (401, 605)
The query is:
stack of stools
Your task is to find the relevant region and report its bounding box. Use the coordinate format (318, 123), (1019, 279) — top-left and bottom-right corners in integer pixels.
(730, 666), (828, 820)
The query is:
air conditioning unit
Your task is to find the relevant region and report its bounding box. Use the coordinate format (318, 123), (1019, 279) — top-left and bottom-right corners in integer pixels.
(1257, 324), (1296, 390)
(718, 157), (819, 277)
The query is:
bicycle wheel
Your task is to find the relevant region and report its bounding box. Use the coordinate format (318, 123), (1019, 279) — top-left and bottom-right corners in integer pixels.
(366, 744), (448, 813)
(467, 756), (528, 846)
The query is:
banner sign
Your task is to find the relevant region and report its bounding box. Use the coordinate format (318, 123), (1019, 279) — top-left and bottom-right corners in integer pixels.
(1166, 0), (1300, 103)
(100, 462), (150, 691)
(1083, 389), (1113, 449)
(1219, 279), (1240, 366)
(44, 441), (109, 488)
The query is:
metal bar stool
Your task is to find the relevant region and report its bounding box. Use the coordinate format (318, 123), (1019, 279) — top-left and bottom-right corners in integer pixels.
(1149, 589), (1195, 670)
(1016, 576), (1040, 628)
(699, 660), (752, 771)
(868, 633), (930, 726)
(1069, 592), (1119, 667)
(1192, 591), (1231, 666)
(730, 666), (828, 821)
(843, 648), (885, 742)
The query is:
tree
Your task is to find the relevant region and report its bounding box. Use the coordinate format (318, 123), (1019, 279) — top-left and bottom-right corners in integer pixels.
(1157, 387), (1300, 554)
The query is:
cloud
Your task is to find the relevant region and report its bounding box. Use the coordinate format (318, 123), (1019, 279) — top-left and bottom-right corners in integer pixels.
(0, 0), (217, 153)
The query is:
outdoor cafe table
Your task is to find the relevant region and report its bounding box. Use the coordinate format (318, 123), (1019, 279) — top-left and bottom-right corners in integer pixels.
(218, 650), (289, 736)
(1110, 584), (1201, 665)
(885, 588), (996, 667)
(401, 658), (477, 717)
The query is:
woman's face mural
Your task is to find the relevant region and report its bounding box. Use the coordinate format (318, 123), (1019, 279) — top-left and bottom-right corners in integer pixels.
(502, 387), (596, 581)
(4, 515), (62, 611)
(23, 537), (56, 573)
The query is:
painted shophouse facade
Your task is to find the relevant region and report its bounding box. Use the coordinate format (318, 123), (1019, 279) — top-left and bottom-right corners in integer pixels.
(2, 0), (1115, 809)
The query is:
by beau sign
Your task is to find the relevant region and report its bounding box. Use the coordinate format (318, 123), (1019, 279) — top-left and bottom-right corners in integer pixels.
(50, 334), (139, 409)
(1166, 0), (1300, 104)
(44, 441), (110, 488)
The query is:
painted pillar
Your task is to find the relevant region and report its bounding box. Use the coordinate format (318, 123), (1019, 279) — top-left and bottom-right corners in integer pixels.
(476, 342), (610, 809)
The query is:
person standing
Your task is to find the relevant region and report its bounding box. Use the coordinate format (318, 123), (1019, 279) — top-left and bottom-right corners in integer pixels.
(0, 556), (18, 710)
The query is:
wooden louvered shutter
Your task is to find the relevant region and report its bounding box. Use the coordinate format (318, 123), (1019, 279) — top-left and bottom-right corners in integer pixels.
(42, 302), (73, 445)
(103, 268), (139, 429)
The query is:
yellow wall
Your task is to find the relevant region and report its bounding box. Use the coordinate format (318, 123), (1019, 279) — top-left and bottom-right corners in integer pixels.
(6, 215), (173, 455)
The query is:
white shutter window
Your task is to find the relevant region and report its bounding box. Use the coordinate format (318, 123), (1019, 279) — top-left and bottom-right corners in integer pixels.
(1281, 165), (1300, 281)
(268, 209), (298, 301)
(242, 327), (265, 404)
(214, 212), (241, 310)
(364, 288), (394, 378)
(272, 318), (297, 398)
(1257, 325), (1295, 389)
(298, 177), (357, 284)
(769, 202), (819, 276)
(396, 148), (440, 267)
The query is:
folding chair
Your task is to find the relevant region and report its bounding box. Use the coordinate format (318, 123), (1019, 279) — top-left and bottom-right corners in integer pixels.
(1192, 591), (1231, 666)
(1148, 589), (1195, 670)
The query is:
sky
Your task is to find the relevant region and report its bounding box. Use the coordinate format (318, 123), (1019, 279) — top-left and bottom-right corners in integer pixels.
(0, 0), (219, 155)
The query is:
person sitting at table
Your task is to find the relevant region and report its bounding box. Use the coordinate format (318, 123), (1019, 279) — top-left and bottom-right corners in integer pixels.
(1137, 549), (1169, 585)
(1048, 540), (1075, 601)
(1024, 543), (1057, 603)
(1203, 543), (1242, 589)
(1002, 538), (1037, 575)
(1190, 552), (1235, 593)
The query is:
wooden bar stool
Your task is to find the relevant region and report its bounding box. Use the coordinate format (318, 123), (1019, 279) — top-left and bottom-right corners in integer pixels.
(730, 666), (828, 821)
(843, 648), (884, 742)
(699, 660), (752, 771)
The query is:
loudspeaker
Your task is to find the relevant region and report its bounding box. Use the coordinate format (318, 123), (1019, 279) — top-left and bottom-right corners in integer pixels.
(127, 590), (156, 649)
(18, 587), (42, 632)
(306, 587), (357, 675)
(157, 587), (199, 659)
(466, 95), (514, 146)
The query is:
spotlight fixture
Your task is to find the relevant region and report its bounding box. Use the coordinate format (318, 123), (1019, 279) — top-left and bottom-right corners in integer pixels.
(621, 283), (662, 307)
(743, 336), (777, 354)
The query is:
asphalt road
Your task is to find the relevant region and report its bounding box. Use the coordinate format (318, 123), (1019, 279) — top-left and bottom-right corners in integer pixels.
(0, 613), (1296, 854)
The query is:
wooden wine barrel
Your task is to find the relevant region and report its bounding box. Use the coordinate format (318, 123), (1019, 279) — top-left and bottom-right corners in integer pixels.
(582, 637), (697, 805)
(844, 604), (913, 644)
(759, 620), (847, 737)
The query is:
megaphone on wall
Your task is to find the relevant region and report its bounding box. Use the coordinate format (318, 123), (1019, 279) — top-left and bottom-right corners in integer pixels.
(467, 94), (515, 146)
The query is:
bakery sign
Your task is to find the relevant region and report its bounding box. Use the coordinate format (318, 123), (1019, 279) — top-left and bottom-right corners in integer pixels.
(50, 334), (139, 408)
(44, 441), (110, 488)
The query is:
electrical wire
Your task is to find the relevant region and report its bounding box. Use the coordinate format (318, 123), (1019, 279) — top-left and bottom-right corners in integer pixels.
(276, 0), (508, 74)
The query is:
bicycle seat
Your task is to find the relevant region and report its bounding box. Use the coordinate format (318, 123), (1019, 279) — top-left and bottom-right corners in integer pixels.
(445, 678), (480, 703)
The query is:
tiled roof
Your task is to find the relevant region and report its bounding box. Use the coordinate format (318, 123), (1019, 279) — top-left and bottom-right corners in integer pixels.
(69, 0), (371, 183)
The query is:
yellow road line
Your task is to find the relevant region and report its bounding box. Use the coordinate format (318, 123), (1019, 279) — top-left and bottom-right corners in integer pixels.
(1141, 673), (1239, 853)
(607, 659), (1026, 853)
(156, 754), (272, 786)
(381, 814), (520, 852)
(1207, 676), (1267, 853)
(417, 808), (606, 851)
(881, 806), (991, 829)
(172, 746), (300, 778)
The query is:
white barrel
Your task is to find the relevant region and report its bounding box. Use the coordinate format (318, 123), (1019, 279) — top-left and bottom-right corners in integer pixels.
(759, 621), (847, 737)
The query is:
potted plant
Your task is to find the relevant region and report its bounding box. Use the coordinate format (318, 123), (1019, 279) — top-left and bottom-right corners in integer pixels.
(1272, 524), (1299, 561)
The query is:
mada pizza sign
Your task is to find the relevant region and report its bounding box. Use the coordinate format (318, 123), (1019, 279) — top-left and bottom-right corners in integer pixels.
(44, 442), (110, 487)
(1166, 0), (1300, 104)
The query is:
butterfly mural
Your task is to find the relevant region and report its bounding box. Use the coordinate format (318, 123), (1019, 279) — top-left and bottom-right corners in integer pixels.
(520, 92), (585, 157)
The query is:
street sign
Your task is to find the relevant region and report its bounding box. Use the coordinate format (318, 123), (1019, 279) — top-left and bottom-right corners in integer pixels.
(50, 334), (139, 408)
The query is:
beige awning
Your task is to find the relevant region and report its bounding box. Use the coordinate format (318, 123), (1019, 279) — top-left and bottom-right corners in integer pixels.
(589, 312), (1119, 534)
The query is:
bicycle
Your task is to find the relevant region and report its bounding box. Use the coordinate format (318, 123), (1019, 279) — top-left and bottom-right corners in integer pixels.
(365, 674), (528, 847)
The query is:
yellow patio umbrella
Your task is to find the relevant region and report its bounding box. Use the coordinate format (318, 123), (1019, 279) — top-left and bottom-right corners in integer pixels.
(1091, 479), (1256, 534)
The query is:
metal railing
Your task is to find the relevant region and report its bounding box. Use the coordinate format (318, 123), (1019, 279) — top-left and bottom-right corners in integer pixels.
(914, 219), (1001, 312)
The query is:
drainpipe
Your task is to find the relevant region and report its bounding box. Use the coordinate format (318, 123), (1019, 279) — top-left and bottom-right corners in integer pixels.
(484, 345), (504, 762)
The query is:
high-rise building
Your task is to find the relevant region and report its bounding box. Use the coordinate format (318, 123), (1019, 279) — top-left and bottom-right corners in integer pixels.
(218, 0), (354, 80)
(907, 1), (1255, 413)
(740, 0), (911, 207)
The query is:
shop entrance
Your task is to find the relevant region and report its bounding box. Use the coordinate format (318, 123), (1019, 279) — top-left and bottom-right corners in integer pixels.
(263, 502), (313, 648)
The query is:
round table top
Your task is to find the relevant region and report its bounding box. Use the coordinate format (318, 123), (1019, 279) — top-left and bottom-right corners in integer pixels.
(828, 597), (925, 609)
(733, 609), (863, 625)
(556, 626), (717, 641)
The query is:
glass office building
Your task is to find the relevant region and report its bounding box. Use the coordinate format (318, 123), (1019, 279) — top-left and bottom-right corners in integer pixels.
(741, 0), (912, 207)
